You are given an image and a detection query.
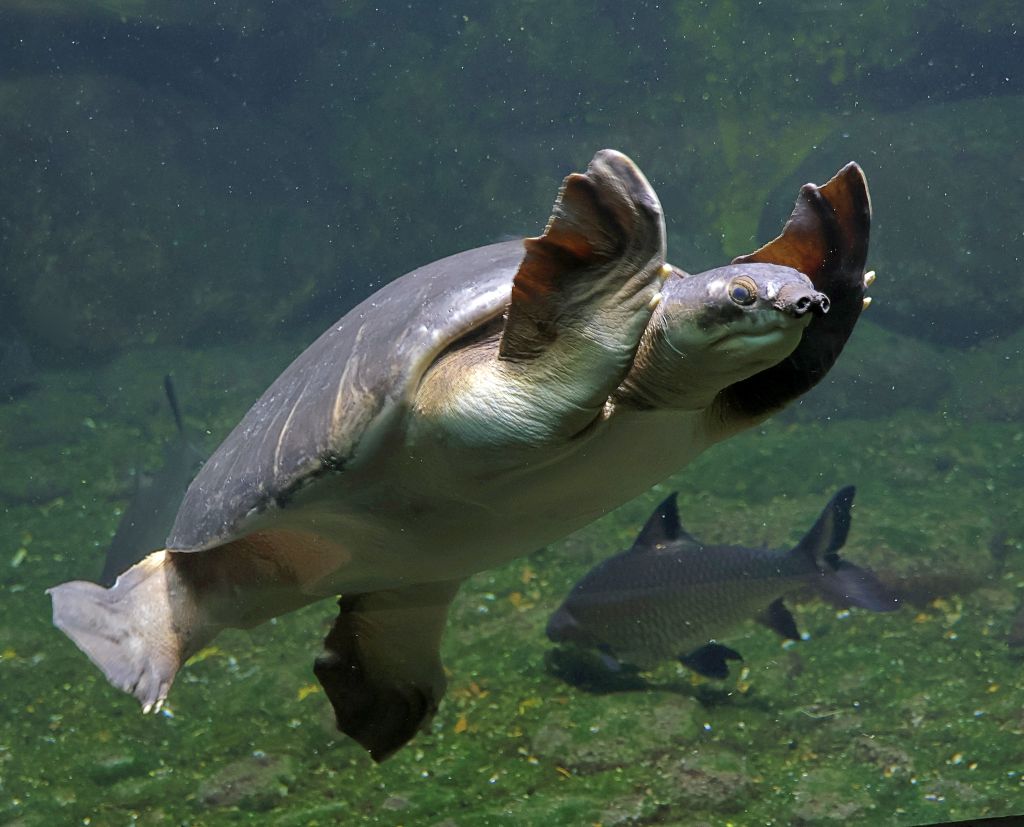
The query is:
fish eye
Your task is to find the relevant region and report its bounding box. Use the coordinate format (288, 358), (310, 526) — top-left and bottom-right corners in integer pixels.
(728, 276), (758, 306)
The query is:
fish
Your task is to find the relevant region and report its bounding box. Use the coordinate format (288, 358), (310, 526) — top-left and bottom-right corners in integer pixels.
(546, 486), (899, 680)
(0, 325), (36, 402)
(97, 376), (205, 587)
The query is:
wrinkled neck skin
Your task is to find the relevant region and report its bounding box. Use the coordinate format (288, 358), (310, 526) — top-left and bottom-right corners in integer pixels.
(614, 264), (814, 410)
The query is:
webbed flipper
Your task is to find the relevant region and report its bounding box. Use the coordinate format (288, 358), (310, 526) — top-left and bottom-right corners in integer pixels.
(718, 163), (872, 421)
(49, 550), (206, 714)
(498, 150), (667, 432)
(313, 579), (462, 763)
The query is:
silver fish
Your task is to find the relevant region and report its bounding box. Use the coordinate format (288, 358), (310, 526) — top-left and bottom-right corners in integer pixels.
(98, 376), (205, 586)
(547, 486), (898, 679)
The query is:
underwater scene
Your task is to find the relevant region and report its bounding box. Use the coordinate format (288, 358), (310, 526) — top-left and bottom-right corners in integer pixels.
(1, 2), (1022, 825)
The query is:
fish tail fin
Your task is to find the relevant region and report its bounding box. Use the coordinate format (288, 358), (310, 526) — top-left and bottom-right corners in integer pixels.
(793, 486), (900, 613)
(47, 550), (201, 712)
(817, 558), (901, 612)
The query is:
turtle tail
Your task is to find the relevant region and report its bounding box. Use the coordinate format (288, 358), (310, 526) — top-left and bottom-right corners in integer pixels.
(47, 550), (203, 713)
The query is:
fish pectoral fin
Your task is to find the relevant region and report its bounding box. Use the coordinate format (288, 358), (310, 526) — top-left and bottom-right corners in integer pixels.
(679, 642), (743, 679)
(630, 492), (702, 552)
(313, 579), (462, 763)
(757, 598), (801, 640)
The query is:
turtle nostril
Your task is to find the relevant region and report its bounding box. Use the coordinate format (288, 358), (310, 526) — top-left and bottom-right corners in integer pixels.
(789, 291), (829, 317)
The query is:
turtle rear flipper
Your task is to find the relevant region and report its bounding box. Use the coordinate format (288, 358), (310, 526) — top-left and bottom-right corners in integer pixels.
(314, 580), (461, 763)
(717, 163), (872, 423)
(48, 551), (197, 712)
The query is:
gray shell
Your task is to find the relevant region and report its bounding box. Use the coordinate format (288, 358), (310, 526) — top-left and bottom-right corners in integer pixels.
(166, 240), (523, 552)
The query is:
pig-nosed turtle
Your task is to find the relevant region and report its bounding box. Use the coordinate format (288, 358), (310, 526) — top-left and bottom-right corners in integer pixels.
(50, 149), (871, 762)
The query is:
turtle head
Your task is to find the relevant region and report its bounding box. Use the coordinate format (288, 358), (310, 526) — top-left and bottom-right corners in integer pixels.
(617, 262), (829, 410)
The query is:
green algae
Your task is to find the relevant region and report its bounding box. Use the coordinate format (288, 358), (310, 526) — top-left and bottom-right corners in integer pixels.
(0, 334), (1021, 825)
(0, 4), (1020, 823)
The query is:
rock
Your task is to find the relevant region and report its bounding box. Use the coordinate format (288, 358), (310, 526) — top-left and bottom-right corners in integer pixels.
(0, 73), (334, 362)
(197, 752), (295, 812)
(780, 320), (953, 422)
(87, 751), (144, 784)
(852, 735), (914, 778)
(791, 767), (872, 824)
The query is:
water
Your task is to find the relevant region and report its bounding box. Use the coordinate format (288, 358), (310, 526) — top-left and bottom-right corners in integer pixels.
(1, 2), (1021, 824)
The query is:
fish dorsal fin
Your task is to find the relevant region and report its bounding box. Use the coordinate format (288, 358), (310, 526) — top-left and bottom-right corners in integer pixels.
(163, 374), (185, 436)
(632, 493), (701, 552)
(792, 485), (855, 568)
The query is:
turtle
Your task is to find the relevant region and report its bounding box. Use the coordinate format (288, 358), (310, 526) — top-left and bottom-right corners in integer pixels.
(49, 149), (872, 762)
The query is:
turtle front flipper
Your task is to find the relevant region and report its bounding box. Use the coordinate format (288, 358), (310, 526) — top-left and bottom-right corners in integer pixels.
(313, 579), (462, 762)
(717, 163), (872, 422)
(497, 149), (668, 434)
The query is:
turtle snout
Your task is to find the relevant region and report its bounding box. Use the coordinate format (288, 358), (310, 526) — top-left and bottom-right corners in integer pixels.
(777, 285), (830, 318)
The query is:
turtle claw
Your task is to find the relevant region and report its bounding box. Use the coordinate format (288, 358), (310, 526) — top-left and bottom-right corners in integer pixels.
(862, 269), (875, 310)
(142, 698), (165, 714)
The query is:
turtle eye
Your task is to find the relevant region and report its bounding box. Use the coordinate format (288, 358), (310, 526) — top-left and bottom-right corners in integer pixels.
(728, 276), (758, 306)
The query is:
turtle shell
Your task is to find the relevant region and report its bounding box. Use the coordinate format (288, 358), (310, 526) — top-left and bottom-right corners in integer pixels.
(166, 240), (523, 552)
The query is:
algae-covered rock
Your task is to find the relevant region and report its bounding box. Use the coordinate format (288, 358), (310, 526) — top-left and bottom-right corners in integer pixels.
(780, 320), (954, 422)
(652, 747), (751, 811)
(531, 692), (700, 774)
(86, 750), (147, 784)
(791, 767), (873, 824)
(759, 97), (1024, 348)
(950, 327), (1024, 422)
(197, 752), (295, 812)
(0, 73), (335, 362)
